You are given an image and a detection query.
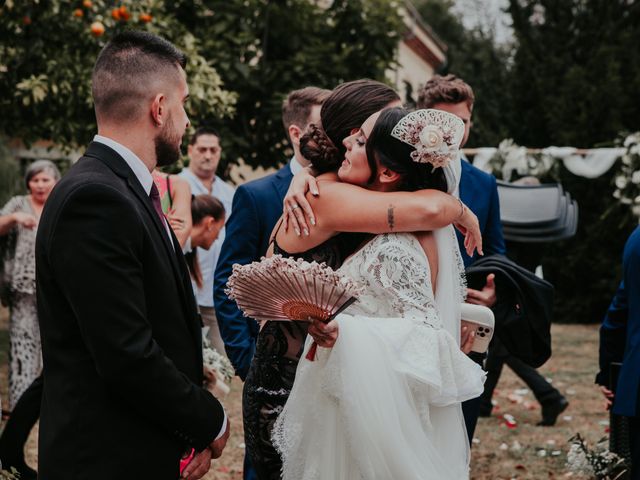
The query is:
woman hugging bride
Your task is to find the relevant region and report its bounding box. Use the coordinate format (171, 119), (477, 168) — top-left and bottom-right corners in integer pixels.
(272, 107), (486, 480)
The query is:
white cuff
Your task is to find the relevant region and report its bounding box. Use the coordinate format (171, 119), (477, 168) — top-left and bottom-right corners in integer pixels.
(182, 236), (192, 254)
(214, 411), (228, 441)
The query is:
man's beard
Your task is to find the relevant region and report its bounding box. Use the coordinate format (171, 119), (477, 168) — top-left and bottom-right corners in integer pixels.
(155, 120), (182, 167)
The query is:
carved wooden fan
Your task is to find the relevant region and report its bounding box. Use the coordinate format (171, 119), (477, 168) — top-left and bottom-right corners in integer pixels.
(226, 255), (362, 324)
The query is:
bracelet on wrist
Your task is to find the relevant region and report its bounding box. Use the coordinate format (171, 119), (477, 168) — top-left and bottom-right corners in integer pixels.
(456, 198), (466, 220)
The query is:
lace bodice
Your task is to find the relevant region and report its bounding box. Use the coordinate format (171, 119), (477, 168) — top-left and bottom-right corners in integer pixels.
(339, 233), (441, 327)
(274, 231), (484, 480)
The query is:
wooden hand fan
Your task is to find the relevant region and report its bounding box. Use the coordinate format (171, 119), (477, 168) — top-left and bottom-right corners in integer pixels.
(226, 255), (362, 323)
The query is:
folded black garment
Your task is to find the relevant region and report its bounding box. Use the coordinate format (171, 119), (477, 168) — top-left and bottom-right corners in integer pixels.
(466, 254), (554, 368)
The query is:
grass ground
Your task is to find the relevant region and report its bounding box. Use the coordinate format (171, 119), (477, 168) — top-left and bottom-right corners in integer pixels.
(1, 305), (607, 479)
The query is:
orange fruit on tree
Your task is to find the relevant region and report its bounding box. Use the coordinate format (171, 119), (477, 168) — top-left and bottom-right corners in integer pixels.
(73, 8), (84, 17)
(111, 8), (121, 20)
(139, 13), (152, 23)
(90, 21), (105, 37)
(119, 5), (131, 21)
(82, 0), (92, 7)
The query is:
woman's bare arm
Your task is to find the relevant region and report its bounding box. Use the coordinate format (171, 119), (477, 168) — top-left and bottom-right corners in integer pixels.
(282, 169), (479, 254)
(166, 175), (193, 248)
(0, 214), (18, 236)
(283, 169), (330, 234)
(0, 212), (37, 235)
(309, 181), (482, 256)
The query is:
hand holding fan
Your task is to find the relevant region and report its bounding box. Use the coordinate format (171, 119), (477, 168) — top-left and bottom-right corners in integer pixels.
(226, 255), (363, 359)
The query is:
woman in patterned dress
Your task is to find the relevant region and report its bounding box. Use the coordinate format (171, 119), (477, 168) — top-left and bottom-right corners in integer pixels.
(0, 159), (60, 408)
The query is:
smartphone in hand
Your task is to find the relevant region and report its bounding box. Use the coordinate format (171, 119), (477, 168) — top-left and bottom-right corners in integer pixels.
(461, 303), (495, 354)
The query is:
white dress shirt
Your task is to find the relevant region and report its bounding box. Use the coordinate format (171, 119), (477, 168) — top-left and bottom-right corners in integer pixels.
(289, 155), (305, 176)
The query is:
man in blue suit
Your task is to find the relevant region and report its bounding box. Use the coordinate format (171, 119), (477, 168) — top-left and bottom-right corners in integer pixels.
(213, 86), (329, 479)
(418, 74), (566, 441)
(597, 226), (640, 479)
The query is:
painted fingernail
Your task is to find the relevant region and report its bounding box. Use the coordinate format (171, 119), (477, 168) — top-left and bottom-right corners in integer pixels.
(312, 190), (319, 196)
(303, 228), (309, 236)
(310, 218), (316, 226)
(295, 228), (301, 236)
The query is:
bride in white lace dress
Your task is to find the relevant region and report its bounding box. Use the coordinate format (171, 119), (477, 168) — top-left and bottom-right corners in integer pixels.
(272, 108), (486, 480)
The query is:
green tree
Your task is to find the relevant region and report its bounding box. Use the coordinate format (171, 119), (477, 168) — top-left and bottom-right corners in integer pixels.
(169, 0), (403, 172)
(0, 138), (21, 206)
(0, 0), (235, 151)
(507, 0), (640, 147)
(506, 1), (640, 323)
(0, 0), (403, 174)
(414, 0), (513, 147)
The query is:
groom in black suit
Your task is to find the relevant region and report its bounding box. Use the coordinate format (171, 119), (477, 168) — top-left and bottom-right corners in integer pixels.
(36, 31), (229, 480)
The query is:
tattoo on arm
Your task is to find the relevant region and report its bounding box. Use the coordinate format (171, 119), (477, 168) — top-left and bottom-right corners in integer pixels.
(387, 204), (395, 231)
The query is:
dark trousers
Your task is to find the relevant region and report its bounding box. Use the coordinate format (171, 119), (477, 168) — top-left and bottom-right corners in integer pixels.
(462, 396), (482, 444)
(631, 416), (640, 480)
(462, 351), (485, 443)
(0, 374), (42, 468)
(480, 343), (563, 411)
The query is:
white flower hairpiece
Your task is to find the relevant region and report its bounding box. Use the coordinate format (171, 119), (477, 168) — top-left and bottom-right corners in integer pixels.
(390, 109), (465, 167)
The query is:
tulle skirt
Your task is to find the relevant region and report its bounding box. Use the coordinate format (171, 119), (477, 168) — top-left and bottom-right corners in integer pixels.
(272, 313), (486, 480)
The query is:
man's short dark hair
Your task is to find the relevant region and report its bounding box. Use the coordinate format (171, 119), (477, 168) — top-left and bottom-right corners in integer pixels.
(92, 30), (187, 123)
(189, 126), (220, 145)
(417, 74), (475, 110)
(282, 87), (331, 140)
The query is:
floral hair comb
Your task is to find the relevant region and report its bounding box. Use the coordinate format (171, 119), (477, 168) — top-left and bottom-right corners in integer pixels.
(390, 109), (465, 168)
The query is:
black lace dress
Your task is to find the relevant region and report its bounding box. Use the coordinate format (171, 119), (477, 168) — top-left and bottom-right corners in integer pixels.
(243, 232), (364, 480)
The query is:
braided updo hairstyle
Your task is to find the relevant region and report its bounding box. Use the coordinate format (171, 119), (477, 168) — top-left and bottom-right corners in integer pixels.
(365, 107), (448, 193)
(300, 79), (400, 173)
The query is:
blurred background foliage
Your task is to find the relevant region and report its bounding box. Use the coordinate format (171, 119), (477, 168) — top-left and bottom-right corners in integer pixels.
(1, 0), (639, 323)
(0, 0), (402, 174)
(413, 0), (640, 324)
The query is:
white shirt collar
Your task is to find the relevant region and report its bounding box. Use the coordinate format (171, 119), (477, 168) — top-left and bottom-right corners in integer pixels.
(289, 156), (305, 176)
(93, 135), (154, 195)
(183, 168), (217, 195)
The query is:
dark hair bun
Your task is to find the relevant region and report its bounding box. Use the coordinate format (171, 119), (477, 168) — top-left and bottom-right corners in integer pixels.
(299, 124), (341, 174)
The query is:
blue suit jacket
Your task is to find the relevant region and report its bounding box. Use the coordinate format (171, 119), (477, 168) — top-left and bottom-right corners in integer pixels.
(597, 226), (640, 417)
(457, 160), (506, 266)
(213, 164), (293, 380)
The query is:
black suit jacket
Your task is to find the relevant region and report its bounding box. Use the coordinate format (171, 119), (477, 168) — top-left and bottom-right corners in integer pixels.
(36, 142), (224, 479)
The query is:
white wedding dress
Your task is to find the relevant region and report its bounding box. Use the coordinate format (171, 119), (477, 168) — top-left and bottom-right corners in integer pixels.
(273, 227), (486, 480)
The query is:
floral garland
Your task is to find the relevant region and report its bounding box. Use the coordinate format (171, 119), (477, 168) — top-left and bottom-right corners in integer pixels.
(202, 334), (235, 383)
(613, 132), (640, 219)
(485, 139), (556, 182)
